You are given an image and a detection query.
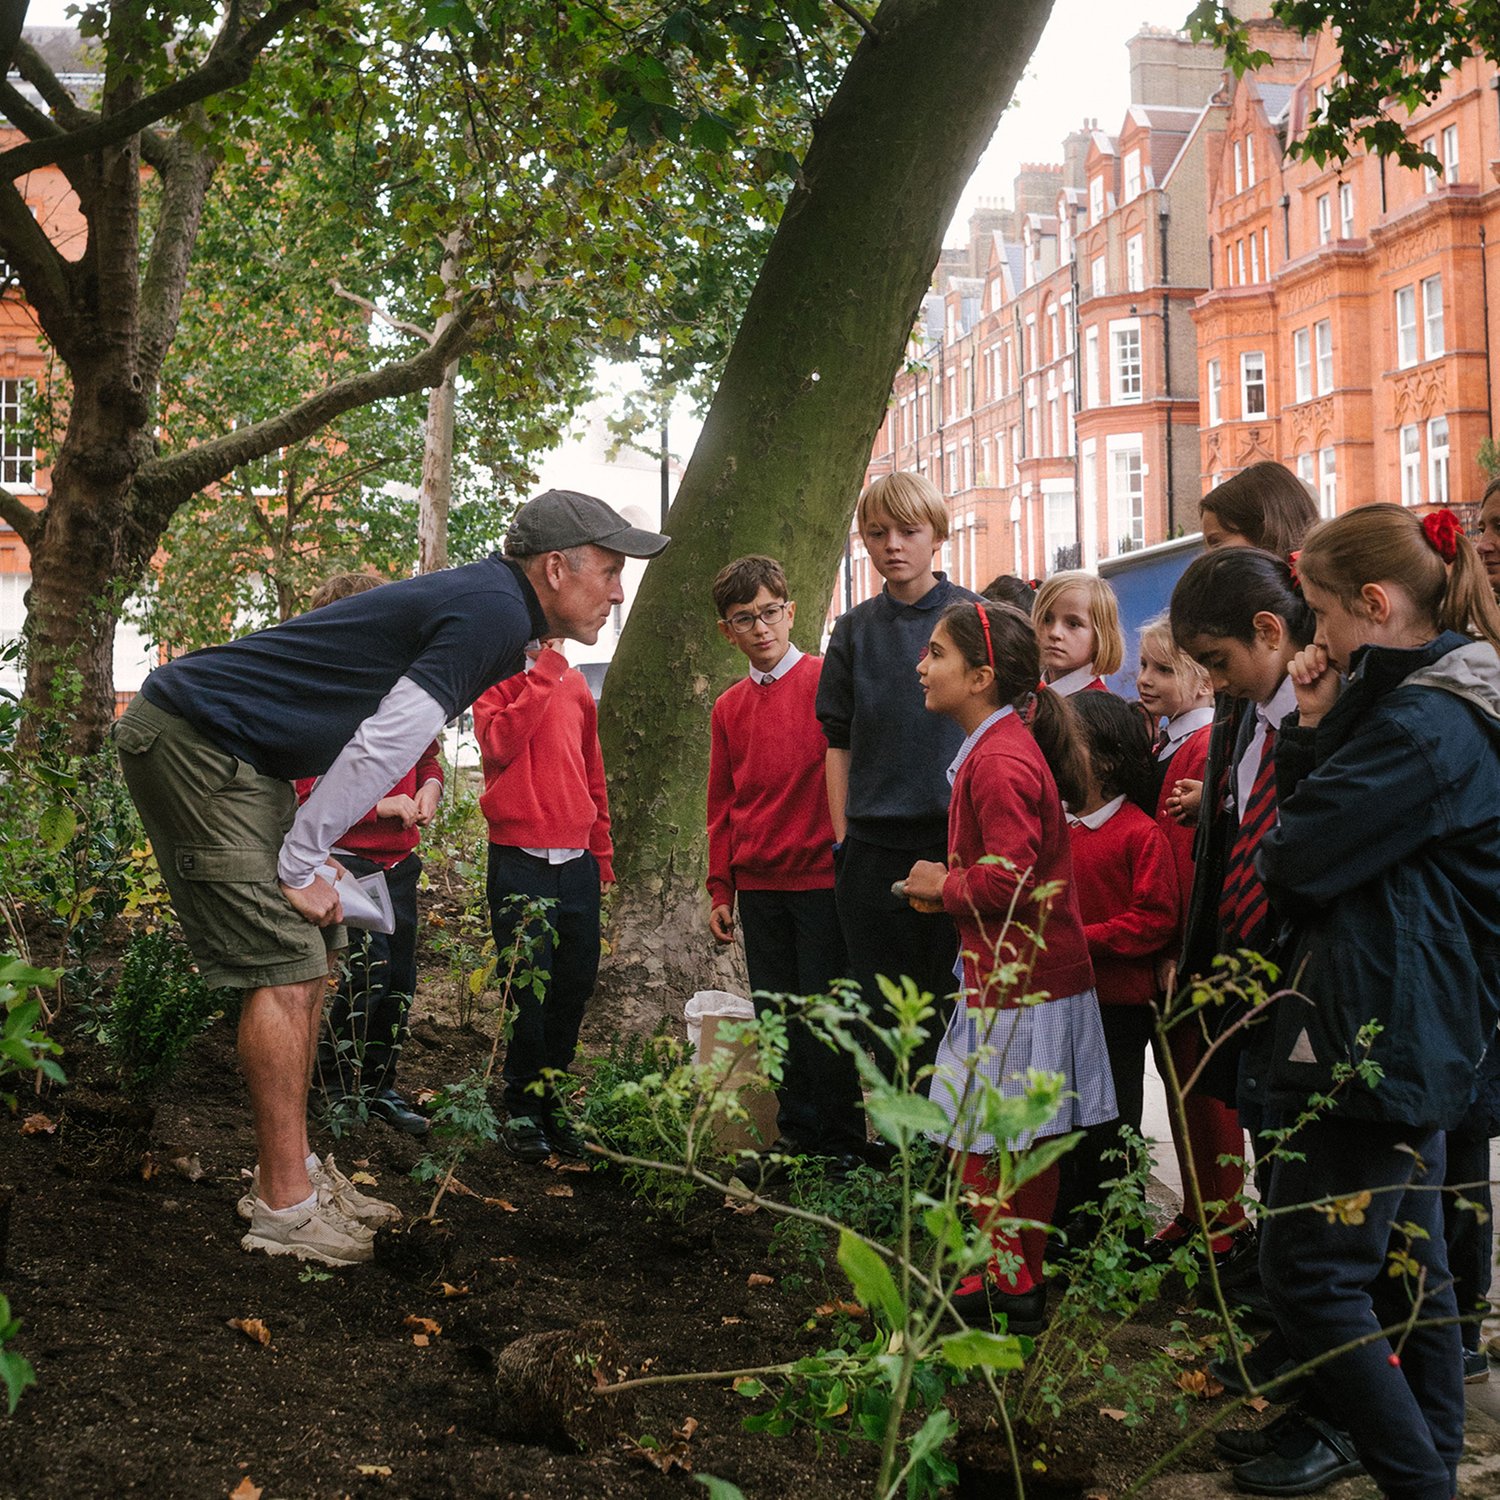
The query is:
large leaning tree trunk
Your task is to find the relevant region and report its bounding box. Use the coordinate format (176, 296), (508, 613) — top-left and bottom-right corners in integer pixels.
(0, 12), (480, 753)
(597, 0), (1056, 1029)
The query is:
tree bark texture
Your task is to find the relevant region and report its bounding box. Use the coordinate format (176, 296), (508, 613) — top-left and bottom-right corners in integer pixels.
(597, 0), (1056, 1031)
(417, 359), (458, 575)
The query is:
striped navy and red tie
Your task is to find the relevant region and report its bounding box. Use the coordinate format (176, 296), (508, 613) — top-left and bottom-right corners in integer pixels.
(1219, 726), (1277, 947)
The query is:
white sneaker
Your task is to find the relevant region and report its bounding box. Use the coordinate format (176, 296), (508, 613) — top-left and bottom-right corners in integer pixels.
(315, 1154), (402, 1228)
(236, 1156), (401, 1229)
(239, 1195), (374, 1266)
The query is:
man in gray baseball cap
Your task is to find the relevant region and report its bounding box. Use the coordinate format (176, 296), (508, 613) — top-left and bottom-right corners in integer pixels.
(115, 487), (666, 1268)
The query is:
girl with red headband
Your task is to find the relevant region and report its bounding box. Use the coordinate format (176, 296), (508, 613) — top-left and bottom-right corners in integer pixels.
(901, 601), (1114, 1334)
(1218, 503), (1500, 1499)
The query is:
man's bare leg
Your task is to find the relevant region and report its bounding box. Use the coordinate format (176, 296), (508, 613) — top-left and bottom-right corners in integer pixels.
(240, 976), (326, 1209)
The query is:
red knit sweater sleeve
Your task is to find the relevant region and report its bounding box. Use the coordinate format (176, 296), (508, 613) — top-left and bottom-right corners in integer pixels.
(415, 738), (444, 791)
(1081, 811), (1180, 961)
(941, 745), (1044, 919)
(473, 648), (567, 770)
(705, 694), (735, 909)
(580, 693), (614, 884)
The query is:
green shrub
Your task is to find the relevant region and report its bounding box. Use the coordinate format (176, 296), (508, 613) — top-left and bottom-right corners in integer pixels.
(102, 930), (230, 1094)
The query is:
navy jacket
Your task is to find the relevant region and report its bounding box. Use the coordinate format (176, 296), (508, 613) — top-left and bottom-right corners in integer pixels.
(1258, 633), (1500, 1130)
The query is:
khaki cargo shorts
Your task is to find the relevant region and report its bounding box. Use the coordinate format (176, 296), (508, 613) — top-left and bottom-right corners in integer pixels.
(113, 695), (344, 991)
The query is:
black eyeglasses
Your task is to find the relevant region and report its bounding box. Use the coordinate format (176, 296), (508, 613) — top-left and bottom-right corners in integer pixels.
(726, 602), (790, 634)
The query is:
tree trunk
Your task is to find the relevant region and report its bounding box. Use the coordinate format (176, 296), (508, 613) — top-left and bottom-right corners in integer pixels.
(417, 227), (465, 575)
(597, 0), (1056, 1031)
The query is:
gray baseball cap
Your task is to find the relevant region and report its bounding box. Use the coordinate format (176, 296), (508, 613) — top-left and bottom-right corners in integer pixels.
(505, 488), (670, 559)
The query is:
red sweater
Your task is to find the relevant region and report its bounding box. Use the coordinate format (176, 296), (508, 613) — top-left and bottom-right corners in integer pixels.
(473, 649), (614, 884)
(293, 741), (443, 869)
(1153, 724), (1211, 930)
(941, 713), (1094, 1008)
(1068, 800), (1180, 1006)
(706, 653), (835, 908)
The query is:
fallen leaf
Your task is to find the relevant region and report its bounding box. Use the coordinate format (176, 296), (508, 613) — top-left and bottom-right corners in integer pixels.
(229, 1479), (263, 1500)
(403, 1315), (441, 1336)
(227, 1317), (270, 1347)
(415, 1089), (439, 1106)
(545, 1184), (574, 1198)
(1099, 1407), (1128, 1422)
(170, 1153), (205, 1182)
(486, 1197), (520, 1212)
(679, 1417), (699, 1441)
(440, 1282), (470, 1298)
(721, 1195), (759, 1216)
(747, 1272), (774, 1287)
(545, 1157), (590, 1174)
(619, 1419), (699, 1475)
(353, 1158), (371, 1169)
(1247, 1396), (1271, 1413)
(350, 1171), (378, 1187)
(411, 1333), (430, 1347)
(814, 1300), (867, 1320)
(1175, 1368), (1224, 1399)
(140, 1152), (158, 1181)
(721, 1317), (742, 1326)
(355, 1464), (392, 1476)
(20, 1112), (55, 1135)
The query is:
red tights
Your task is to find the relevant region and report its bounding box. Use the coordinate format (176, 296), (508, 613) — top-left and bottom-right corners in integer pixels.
(958, 1150), (1060, 1293)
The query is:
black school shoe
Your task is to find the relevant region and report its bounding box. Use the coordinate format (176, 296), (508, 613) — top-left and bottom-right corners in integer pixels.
(368, 1088), (431, 1137)
(500, 1116), (553, 1164)
(541, 1114), (589, 1160)
(1230, 1414), (1364, 1496)
(1209, 1334), (1299, 1399)
(950, 1278), (1047, 1336)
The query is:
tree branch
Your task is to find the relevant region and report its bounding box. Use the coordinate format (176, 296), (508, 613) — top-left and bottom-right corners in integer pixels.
(11, 36), (99, 132)
(130, 297), (486, 534)
(828, 0), (880, 40)
(0, 486), (40, 546)
(0, 79), (64, 143)
(0, 179), (76, 355)
(331, 280), (435, 344)
(0, 1), (315, 179)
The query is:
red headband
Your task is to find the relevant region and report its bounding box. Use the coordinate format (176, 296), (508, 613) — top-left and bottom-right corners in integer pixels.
(1421, 508), (1461, 564)
(974, 602), (995, 671)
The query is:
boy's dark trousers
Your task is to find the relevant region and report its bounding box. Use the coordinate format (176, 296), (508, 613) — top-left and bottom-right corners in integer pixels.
(1260, 1119), (1462, 1500)
(737, 887), (863, 1153)
(1442, 1124), (1493, 1354)
(487, 844), (601, 1120)
(316, 851), (421, 1096)
(833, 835), (958, 1080)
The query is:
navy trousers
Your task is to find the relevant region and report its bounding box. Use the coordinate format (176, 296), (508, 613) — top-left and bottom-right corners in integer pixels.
(737, 886), (863, 1153)
(486, 845), (601, 1119)
(1260, 1119), (1462, 1500)
(833, 834), (958, 1079)
(316, 851), (420, 1095)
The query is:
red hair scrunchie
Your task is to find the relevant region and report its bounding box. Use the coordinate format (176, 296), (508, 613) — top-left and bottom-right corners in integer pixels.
(1288, 549), (1301, 589)
(1421, 508), (1462, 564)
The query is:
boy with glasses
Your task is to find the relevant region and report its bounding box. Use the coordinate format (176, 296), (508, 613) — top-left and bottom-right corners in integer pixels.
(706, 555), (861, 1163)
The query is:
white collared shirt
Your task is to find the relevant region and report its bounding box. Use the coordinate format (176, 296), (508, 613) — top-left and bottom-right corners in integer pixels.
(946, 705), (1014, 785)
(1068, 793), (1126, 830)
(748, 642), (803, 686)
(1157, 704), (1215, 761)
(1048, 663), (1099, 697)
(1235, 675), (1298, 819)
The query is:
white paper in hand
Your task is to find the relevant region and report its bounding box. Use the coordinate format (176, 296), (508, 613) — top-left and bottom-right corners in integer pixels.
(316, 864), (395, 935)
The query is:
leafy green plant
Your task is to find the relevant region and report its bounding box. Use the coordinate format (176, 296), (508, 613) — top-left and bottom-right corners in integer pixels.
(0, 1295), (35, 1415)
(101, 930), (231, 1095)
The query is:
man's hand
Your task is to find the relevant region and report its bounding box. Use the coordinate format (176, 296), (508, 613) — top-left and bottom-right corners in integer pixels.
(375, 793), (421, 828)
(901, 859), (948, 906)
(280, 874), (343, 927)
(412, 780), (442, 826)
(709, 903), (735, 943)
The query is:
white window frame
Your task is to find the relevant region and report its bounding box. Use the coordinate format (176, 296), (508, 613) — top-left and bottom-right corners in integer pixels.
(1296, 451), (1316, 487)
(1396, 284), (1418, 368)
(1339, 181), (1354, 239)
(1089, 175), (1105, 223)
(1206, 358), (1222, 426)
(1422, 274), (1444, 359)
(1293, 328), (1311, 402)
(1317, 193), (1332, 245)
(1240, 350), (1267, 418)
(1106, 435), (1146, 556)
(1422, 134), (1439, 192)
(0, 379), (35, 490)
(1090, 255), (1106, 298)
(1400, 424), (1422, 505)
(1443, 123), (1459, 183)
(1125, 233), (1144, 293)
(1318, 446), (1337, 517)
(1246, 134), (1256, 186)
(1110, 319), (1143, 404)
(1315, 319), (1333, 395)
(1124, 148), (1142, 202)
(1428, 415), (1450, 505)
(1233, 140), (1244, 195)
(1084, 326), (1100, 409)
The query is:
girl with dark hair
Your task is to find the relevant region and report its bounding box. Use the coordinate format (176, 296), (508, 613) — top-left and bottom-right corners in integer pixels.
(1198, 461), (1319, 559)
(901, 602), (1114, 1333)
(1221, 505), (1500, 1497)
(1054, 691), (1178, 1240)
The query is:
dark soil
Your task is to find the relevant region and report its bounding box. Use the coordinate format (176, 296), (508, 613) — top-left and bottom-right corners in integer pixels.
(0, 924), (1240, 1500)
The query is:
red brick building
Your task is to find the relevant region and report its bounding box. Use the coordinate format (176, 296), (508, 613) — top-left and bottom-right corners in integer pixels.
(1196, 23), (1500, 518)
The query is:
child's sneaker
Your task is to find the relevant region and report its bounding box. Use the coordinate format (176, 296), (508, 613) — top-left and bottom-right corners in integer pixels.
(240, 1195), (374, 1266)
